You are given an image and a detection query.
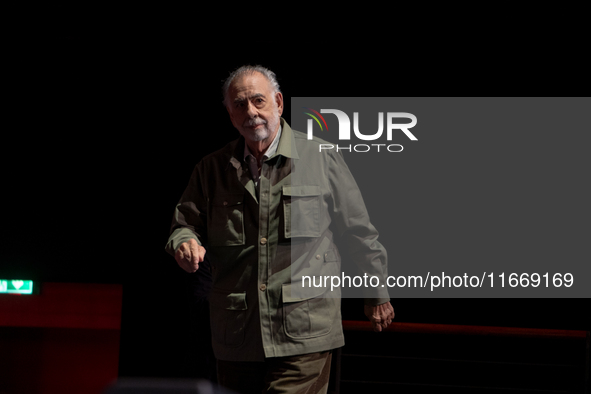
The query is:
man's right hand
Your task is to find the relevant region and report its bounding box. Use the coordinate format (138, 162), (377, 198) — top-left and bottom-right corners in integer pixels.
(174, 238), (206, 273)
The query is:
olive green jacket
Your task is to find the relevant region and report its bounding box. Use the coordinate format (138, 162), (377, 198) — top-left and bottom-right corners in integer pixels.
(166, 119), (389, 361)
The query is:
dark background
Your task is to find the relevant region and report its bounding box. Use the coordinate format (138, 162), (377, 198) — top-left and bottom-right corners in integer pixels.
(2, 5), (589, 379)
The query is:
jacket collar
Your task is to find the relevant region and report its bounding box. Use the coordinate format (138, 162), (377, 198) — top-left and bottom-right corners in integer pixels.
(273, 118), (299, 160)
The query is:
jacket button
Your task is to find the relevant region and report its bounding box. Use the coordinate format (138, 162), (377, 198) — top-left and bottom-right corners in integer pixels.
(223, 201), (228, 206)
(260, 284), (267, 291)
(316, 254), (321, 260)
(260, 237), (267, 245)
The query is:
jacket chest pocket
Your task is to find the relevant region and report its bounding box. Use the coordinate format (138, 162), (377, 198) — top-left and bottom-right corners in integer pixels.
(282, 185), (321, 238)
(209, 193), (245, 246)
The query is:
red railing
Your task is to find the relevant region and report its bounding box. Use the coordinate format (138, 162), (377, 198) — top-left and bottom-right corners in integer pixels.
(342, 320), (589, 340)
(337, 320), (590, 393)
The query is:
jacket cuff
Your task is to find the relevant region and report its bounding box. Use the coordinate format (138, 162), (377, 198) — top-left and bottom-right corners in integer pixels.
(165, 228), (200, 256)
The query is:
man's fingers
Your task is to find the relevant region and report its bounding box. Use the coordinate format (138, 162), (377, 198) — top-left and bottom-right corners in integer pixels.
(175, 256), (195, 274)
(376, 318), (386, 332)
(364, 302), (395, 332)
(382, 304), (395, 328)
(189, 239), (200, 265)
(177, 243), (190, 259)
(189, 241), (206, 268)
(197, 245), (206, 261)
(375, 315), (387, 331)
(388, 307), (395, 321)
(175, 240), (205, 273)
(382, 304), (395, 321)
(175, 253), (195, 273)
(175, 245), (187, 264)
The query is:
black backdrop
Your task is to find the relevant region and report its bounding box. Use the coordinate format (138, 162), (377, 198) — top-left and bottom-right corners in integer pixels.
(2, 5), (589, 379)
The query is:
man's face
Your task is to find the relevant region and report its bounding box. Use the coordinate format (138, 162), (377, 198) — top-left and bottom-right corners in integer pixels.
(226, 72), (284, 143)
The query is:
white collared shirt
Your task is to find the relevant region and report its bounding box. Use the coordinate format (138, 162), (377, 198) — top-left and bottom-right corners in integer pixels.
(243, 125), (282, 187)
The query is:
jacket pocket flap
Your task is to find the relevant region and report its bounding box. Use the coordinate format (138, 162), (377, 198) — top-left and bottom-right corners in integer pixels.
(210, 291), (247, 310)
(282, 282), (328, 303)
(324, 249), (339, 262)
(212, 193), (244, 207)
(282, 185), (321, 197)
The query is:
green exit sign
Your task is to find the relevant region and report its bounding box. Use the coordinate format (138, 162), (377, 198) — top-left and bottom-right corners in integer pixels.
(0, 280), (34, 294)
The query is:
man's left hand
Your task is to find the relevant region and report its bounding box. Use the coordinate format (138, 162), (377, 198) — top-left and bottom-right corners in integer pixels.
(364, 302), (395, 332)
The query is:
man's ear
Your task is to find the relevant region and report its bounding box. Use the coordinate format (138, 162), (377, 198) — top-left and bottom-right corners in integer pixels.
(275, 92), (284, 116)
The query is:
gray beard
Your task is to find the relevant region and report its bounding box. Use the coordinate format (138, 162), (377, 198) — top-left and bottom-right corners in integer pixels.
(247, 127), (270, 141)
(244, 117), (279, 142)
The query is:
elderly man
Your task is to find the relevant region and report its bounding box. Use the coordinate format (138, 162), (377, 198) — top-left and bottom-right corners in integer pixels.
(166, 65), (394, 394)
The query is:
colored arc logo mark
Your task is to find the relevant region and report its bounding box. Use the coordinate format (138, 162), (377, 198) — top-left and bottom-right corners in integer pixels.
(302, 108), (329, 131)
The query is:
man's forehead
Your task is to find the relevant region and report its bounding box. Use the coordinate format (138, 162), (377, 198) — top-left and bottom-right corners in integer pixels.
(229, 72), (272, 97)
(233, 93), (265, 104)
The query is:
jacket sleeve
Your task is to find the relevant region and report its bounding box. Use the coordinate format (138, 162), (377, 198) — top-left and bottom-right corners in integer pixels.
(165, 163), (208, 256)
(327, 150), (390, 306)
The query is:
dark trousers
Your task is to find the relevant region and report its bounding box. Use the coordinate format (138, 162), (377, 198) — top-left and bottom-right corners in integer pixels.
(216, 351), (332, 394)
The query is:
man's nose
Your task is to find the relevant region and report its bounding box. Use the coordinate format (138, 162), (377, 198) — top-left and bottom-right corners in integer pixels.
(246, 101), (258, 118)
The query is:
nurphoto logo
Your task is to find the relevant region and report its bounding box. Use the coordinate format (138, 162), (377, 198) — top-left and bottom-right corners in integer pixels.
(303, 108), (418, 153)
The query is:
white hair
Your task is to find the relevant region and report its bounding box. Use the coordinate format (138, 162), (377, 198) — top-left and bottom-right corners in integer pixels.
(222, 65), (281, 107)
